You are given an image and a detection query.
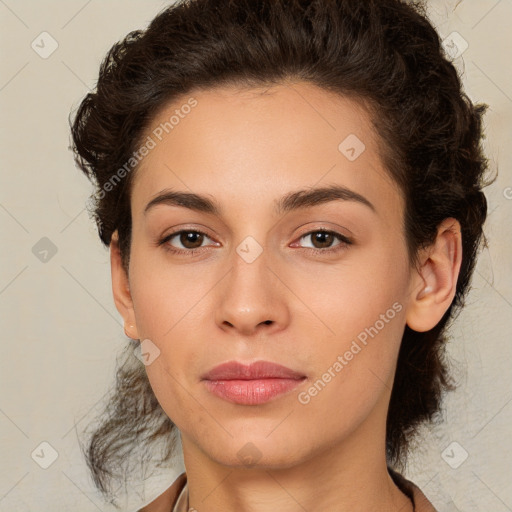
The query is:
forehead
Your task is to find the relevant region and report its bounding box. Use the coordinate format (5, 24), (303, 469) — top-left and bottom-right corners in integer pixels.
(131, 82), (402, 222)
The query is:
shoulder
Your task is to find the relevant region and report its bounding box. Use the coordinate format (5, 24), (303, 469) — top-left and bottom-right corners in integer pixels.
(137, 472), (187, 512)
(388, 467), (439, 512)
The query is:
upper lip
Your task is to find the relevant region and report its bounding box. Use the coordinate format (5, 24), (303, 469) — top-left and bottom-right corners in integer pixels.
(201, 360), (306, 381)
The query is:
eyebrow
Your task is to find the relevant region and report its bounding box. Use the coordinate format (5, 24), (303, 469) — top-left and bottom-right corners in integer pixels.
(143, 184), (376, 217)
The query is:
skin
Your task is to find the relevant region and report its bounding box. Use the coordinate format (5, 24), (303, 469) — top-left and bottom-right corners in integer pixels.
(110, 81), (462, 512)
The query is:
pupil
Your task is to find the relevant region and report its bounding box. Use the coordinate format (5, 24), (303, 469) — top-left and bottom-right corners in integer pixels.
(182, 232), (202, 248)
(314, 232), (332, 248)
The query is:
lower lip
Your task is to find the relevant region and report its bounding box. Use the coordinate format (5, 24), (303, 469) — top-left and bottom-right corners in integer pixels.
(203, 378), (306, 405)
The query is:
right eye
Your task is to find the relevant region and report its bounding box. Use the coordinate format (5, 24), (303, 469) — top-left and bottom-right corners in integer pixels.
(158, 229), (218, 254)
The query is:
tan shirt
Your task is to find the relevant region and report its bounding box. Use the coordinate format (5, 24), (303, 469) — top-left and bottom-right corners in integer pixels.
(139, 469), (438, 512)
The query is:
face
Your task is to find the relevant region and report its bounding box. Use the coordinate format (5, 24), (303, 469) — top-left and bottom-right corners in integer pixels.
(116, 82), (421, 469)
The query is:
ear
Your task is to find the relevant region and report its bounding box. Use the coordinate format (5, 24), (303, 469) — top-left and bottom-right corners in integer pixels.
(111, 230), (140, 340)
(405, 218), (463, 332)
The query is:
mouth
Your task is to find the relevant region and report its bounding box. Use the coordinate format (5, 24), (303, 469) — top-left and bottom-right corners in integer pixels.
(201, 360), (307, 405)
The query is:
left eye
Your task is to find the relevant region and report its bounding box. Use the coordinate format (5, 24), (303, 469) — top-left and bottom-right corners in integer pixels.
(293, 230), (352, 251)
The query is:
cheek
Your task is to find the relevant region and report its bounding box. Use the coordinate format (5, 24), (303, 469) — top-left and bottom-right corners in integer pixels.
(128, 240), (210, 338)
(293, 289), (407, 441)
(294, 244), (409, 409)
(289, 239), (408, 347)
(143, 360), (194, 430)
(127, 246), (210, 425)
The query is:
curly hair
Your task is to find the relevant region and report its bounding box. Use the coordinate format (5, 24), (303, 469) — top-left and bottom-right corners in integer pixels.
(70, 0), (492, 506)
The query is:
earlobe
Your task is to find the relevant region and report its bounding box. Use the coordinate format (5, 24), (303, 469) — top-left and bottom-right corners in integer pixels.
(405, 218), (463, 333)
(110, 230), (140, 340)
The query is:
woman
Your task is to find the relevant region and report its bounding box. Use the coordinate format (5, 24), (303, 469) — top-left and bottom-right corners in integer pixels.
(70, 0), (491, 510)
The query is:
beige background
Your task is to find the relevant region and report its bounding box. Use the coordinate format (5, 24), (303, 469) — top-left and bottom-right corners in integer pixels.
(0, 1), (511, 510)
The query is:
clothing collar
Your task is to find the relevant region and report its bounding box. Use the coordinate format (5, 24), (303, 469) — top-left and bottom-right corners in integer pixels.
(170, 469), (438, 512)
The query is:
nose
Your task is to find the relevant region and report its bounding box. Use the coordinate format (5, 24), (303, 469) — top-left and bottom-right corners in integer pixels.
(214, 250), (290, 337)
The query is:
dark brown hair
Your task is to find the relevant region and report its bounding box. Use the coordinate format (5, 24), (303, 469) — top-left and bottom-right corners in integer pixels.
(70, 0), (492, 505)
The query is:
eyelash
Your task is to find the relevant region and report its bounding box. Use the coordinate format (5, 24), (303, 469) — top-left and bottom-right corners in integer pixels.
(157, 228), (352, 256)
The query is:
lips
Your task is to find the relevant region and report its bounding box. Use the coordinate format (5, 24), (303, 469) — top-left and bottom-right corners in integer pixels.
(201, 360), (306, 381)
(201, 360), (307, 405)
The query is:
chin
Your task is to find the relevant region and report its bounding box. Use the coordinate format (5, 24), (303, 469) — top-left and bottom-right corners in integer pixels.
(200, 435), (307, 470)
